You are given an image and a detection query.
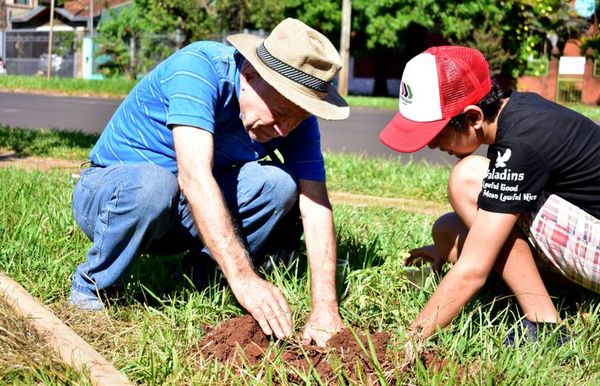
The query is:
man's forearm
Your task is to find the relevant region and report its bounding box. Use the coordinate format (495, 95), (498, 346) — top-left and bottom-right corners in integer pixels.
(305, 212), (338, 308)
(180, 173), (255, 282)
(298, 185), (339, 309)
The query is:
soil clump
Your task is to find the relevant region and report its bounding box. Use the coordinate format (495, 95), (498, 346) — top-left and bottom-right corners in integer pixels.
(195, 315), (392, 384)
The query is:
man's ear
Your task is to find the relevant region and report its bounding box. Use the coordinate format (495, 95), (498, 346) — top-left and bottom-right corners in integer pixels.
(462, 105), (484, 130)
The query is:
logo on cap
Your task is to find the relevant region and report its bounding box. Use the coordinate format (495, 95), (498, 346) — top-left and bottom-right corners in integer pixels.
(400, 82), (413, 105)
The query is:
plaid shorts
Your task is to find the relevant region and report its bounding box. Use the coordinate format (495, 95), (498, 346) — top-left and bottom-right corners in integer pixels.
(518, 193), (600, 294)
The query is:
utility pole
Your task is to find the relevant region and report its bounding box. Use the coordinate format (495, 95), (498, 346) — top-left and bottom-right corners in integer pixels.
(337, 0), (351, 96)
(89, 0), (94, 37)
(47, 0), (55, 80)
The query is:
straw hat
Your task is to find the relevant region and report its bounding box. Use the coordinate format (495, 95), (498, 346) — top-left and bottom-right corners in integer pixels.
(227, 18), (349, 121)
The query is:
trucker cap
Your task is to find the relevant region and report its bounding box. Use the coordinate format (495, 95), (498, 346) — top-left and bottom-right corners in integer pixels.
(379, 46), (492, 153)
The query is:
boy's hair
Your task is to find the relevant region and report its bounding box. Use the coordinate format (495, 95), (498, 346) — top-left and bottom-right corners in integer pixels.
(448, 79), (503, 130)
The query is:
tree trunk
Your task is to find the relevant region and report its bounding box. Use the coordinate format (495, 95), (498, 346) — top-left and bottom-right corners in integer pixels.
(0, 1), (7, 30)
(372, 49), (390, 96)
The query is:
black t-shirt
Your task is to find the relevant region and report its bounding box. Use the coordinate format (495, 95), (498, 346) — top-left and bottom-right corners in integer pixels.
(478, 91), (600, 219)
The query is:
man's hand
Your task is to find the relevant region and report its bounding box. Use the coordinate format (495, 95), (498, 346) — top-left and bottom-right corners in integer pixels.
(173, 126), (292, 339)
(229, 274), (293, 340)
(301, 305), (344, 347)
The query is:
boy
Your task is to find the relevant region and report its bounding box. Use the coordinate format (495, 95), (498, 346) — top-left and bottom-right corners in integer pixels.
(379, 46), (600, 349)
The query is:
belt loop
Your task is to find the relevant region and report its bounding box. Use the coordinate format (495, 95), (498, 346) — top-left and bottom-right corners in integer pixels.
(79, 160), (93, 172)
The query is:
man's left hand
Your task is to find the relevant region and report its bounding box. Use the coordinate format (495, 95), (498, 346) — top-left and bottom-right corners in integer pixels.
(301, 307), (344, 347)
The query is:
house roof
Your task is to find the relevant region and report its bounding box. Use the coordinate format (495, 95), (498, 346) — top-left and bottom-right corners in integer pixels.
(64, 0), (131, 17)
(11, 6), (87, 26)
(10, 0), (132, 28)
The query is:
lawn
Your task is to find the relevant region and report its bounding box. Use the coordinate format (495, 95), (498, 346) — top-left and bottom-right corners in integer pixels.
(0, 128), (599, 385)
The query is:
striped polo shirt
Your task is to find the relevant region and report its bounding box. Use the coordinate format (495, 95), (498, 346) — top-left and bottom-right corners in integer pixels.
(89, 41), (325, 181)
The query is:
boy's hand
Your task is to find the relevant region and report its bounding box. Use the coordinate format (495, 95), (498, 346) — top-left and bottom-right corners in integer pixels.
(406, 245), (445, 273)
(402, 332), (424, 367)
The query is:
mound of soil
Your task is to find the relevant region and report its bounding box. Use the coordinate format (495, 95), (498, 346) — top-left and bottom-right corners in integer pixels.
(197, 315), (269, 364)
(195, 315), (392, 384)
(195, 316), (474, 383)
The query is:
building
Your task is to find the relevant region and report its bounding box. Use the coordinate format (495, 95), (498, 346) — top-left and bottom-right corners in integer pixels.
(7, 0), (130, 31)
(3, 0), (39, 29)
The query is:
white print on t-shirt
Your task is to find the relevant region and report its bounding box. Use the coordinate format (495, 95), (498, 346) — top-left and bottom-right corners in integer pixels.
(482, 159), (537, 204)
(482, 190), (538, 202)
(486, 168), (524, 181)
(495, 148), (512, 168)
(482, 181), (521, 191)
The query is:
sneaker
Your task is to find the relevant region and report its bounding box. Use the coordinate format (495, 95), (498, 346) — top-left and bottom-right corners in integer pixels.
(175, 251), (221, 290)
(504, 319), (569, 347)
(259, 248), (298, 273)
(69, 287), (104, 311)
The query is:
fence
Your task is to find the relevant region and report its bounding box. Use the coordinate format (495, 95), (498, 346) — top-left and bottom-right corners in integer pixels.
(1, 29), (77, 77)
(0, 29), (262, 79)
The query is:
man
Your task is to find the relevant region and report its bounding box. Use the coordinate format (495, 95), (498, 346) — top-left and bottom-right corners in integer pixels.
(380, 46), (599, 354)
(70, 18), (348, 346)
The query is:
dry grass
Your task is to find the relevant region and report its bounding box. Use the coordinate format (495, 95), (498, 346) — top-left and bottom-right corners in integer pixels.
(51, 302), (142, 365)
(0, 296), (82, 384)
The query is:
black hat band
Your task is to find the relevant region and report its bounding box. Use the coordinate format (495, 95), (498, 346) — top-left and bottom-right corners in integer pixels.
(256, 43), (330, 93)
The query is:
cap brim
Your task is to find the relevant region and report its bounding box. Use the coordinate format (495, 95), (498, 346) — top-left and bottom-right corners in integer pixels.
(227, 34), (349, 121)
(379, 112), (450, 153)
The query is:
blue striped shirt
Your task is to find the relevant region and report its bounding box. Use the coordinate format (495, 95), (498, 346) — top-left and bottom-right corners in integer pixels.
(89, 41), (325, 181)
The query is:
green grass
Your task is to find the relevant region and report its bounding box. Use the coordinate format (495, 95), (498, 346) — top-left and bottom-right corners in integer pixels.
(0, 75), (134, 97)
(0, 125), (96, 160)
(0, 168), (598, 384)
(346, 95), (398, 110)
(0, 128), (598, 384)
(325, 153), (450, 203)
(565, 103), (600, 122)
(0, 126), (451, 202)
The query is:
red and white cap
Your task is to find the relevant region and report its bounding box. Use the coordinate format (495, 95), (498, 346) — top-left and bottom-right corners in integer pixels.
(379, 46), (492, 153)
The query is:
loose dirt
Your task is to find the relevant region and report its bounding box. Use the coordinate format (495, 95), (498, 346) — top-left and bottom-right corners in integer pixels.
(195, 315), (392, 384)
(0, 151), (78, 171)
(329, 191), (450, 217)
(195, 316), (474, 383)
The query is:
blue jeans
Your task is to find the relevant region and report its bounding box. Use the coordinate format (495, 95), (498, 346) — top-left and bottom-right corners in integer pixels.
(71, 161), (298, 309)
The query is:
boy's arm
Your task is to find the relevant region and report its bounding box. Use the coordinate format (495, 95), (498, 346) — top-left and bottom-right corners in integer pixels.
(298, 179), (345, 346)
(409, 209), (518, 339)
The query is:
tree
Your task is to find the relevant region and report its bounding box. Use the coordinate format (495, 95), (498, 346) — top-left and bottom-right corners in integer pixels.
(502, 0), (590, 77)
(95, 0), (218, 78)
(216, 0), (287, 33)
(345, 0), (590, 93)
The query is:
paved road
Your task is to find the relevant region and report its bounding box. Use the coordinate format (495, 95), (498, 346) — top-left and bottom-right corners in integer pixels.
(0, 91), (483, 165)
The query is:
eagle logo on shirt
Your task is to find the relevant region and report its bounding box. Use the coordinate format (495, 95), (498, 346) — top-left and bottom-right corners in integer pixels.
(495, 148), (512, 168)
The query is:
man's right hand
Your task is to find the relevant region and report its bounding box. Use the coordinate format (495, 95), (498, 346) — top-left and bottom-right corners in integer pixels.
(229, 273), (293, 339)
(173, 126), (293, 339)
